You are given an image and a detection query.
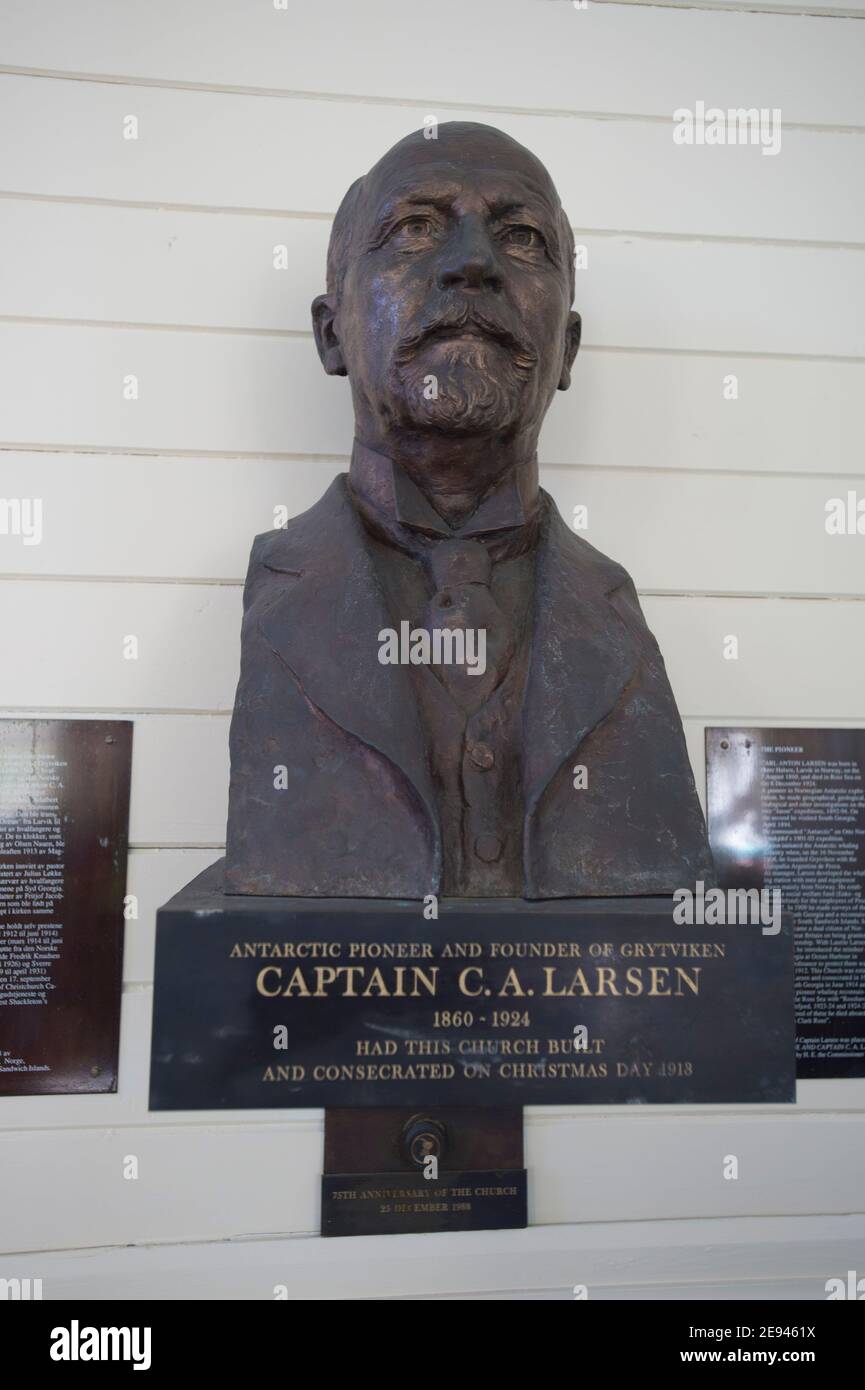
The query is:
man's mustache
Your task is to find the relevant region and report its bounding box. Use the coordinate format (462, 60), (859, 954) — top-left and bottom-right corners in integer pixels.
(394, 301), (538, 372)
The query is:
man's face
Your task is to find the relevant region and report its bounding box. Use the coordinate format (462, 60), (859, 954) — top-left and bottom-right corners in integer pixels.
(330, 132), (576, 441)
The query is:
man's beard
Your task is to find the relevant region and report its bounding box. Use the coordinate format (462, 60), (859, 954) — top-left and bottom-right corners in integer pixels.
(387, 304), (538, 434)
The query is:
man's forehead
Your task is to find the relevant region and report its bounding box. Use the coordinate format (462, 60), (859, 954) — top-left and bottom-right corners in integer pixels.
(363, 137), (561, 219)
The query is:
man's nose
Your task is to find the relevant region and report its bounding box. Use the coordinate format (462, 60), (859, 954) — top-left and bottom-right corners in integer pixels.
(437, 220), (502, 293)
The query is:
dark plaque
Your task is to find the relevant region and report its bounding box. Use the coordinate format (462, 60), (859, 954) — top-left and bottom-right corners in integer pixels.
(0, 718), (132, 1095)
(150, 860), (795, 1109)
(707, 727), (865, 1079)
(322, 1170), (527, 1238)
(321, 1106), (526, 1237)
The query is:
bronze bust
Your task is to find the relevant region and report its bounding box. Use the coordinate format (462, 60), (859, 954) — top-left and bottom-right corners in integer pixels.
(225, 122), (713, 899)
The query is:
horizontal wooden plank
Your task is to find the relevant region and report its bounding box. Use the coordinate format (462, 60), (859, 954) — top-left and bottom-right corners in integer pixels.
(4, 199), (865, 356)
(2, 451), (864, 596)
(1, 1), (863, 126)
(1, 1213), (862, 1300)
(124, 846), (221, 983)
(5, 583), (865, 718)
(639, 0), (865, 9)
(0, 451), (341, 579)
(0, 1099), (862, 1252)
(2, 325), (863, 473)
(0, 1115), (321, 1253)
(1, 76), (863, 243)
(654, 596), (865, 721)
(645, 1), (865, 12)
(122, 712), (229, 846)
(2, 580), (242, 710)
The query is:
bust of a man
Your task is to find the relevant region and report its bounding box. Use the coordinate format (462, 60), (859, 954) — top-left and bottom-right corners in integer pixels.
(225, 121), (713, 899)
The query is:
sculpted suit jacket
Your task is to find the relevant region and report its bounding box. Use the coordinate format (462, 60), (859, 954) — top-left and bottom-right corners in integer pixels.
(225, 475), (714, 898)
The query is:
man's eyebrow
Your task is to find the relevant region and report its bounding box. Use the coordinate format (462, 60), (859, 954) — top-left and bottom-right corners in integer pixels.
(487, 195), (558, 227)
(370, 186), (462, 223)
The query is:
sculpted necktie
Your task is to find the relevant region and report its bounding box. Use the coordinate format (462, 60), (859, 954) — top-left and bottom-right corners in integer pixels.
(419, 538), (515, 714)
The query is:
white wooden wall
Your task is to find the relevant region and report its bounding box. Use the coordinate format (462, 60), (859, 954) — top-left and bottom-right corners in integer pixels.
(1, 0), (865, 1300)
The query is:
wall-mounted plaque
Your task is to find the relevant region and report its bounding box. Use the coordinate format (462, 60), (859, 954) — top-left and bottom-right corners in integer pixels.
(0, 718), (132, 1095)
(150, 860), (795, 1109)
(707, 727), (865, 1079)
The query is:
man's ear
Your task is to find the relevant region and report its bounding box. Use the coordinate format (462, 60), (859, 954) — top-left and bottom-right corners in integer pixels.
(557, 310), (582, 391)
(311, 293), (347, 377)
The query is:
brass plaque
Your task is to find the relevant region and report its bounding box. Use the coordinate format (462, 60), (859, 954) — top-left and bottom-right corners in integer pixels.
(0, 718), (132, 1094)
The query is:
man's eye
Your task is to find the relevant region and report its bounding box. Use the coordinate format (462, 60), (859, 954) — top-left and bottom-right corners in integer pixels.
(394, 217), (434, 241)
(502, 225), (543, 250)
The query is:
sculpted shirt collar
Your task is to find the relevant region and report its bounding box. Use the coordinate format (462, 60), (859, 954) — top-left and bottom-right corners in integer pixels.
(348, 439), (541, 557)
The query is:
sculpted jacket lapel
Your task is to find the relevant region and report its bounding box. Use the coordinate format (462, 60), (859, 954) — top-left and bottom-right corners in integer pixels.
(252, 480), (639, 899)
(255, 476), (442, 879)
(522, 495), (641, 859)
